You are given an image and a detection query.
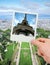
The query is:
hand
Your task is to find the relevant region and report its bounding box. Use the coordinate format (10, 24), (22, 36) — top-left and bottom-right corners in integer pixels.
(31, 38), (50, 64)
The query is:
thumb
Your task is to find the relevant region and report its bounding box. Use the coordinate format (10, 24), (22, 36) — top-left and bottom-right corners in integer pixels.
(31, 40), (43, 48)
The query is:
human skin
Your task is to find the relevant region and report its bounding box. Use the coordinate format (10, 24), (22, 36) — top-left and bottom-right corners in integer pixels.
(31, 38), (50, 64)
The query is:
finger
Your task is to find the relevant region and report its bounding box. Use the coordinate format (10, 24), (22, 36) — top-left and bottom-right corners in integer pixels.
(43, 56), (50, 64)
(37, 38), (47, 43)
(37, 49), (41, 56)
(31, 40), (44, 48)
(38, 49), (44, 56)
(37, 38), (49, 43)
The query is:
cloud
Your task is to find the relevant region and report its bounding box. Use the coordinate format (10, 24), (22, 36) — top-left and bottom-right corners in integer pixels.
(20, 0), (50, 15)
(0, 0), (50, 16)
(38, 7), (50, 15)
(45, 2), (50, 7)
(0, 11), (12, 15)
(21, 0), (40, 10)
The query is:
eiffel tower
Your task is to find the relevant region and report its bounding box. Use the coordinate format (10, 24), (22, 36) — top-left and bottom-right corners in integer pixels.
(13, 14), (34, 36)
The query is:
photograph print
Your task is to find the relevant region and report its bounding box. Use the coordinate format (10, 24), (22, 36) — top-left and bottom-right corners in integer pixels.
(11, 12), (38, 42)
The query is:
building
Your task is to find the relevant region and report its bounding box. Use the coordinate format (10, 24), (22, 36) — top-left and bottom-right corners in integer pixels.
(37, 19), (50, 30)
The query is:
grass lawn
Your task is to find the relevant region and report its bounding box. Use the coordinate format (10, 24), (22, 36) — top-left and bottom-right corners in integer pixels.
(5, 43), (17, 60)
(36, 55), (46, 65)
(21, 42), (30, 48)
(19, 49), (32, 65)
(32, 45), (38, 54)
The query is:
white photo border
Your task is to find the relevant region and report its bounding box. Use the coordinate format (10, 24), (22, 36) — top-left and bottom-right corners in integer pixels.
(10, 10), (38, 42)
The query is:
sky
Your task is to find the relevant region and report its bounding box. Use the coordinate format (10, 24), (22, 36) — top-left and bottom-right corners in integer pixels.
(0, 0), (50, 19)
(13, 12), (36, 27)
(0, 12), (13, 21)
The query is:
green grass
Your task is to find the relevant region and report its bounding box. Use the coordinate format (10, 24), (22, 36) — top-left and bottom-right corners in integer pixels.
(5, 43), (17, 60)
(36, 55), (42, 65)
(19, 49), (32, 65)
(32, 45), (38, 54)
(21, 42), (30, 48)
(32, 45), (42, 65)
(36, 55), (46, 65)
(11, 43), (18, 65)
(12, 62), (16, 65)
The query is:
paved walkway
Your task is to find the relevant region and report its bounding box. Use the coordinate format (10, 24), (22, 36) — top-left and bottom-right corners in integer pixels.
(16, 42), (21, 65)
(29, 43), (38, 65)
